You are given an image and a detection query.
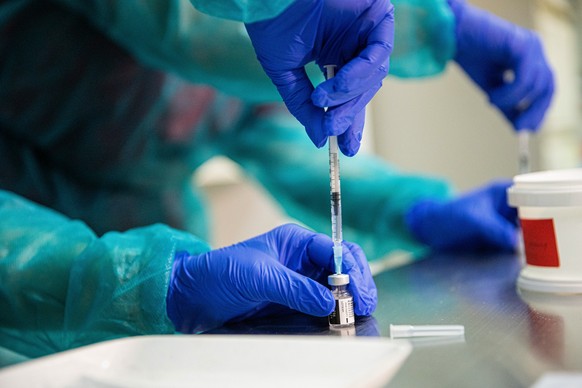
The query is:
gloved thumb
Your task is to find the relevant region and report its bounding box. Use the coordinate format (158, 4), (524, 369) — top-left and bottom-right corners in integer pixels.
(253, 261), (335, 317)
(267, 68), (327, 149)
(477, 214), (518, 252)
(405, 197), (518, 252)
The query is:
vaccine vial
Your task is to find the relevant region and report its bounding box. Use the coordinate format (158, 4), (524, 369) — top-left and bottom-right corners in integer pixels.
(328, 274), (355, 328)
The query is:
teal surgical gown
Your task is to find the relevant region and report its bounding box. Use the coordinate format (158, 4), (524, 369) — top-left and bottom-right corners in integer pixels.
(0, 0), (455, 366)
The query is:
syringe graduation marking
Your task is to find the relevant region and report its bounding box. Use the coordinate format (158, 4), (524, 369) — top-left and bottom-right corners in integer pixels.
(331, 192), (340, 216)
(518, 130), (530, 174)
(329, 143), (342, 244)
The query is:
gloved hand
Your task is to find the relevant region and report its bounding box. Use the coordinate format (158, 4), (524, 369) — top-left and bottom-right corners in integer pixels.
(404, 180), (518, 252)
(448, 0), (554, 131)
(245, 0), (394, 156)
(166, 223), (377, 333)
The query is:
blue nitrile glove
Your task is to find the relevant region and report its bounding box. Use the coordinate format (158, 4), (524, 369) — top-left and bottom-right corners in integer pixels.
(166, 223), (377, 333)
(405, 180), (518, 252)
(245, 0), (394, 156)
(448, 0), (554, 131)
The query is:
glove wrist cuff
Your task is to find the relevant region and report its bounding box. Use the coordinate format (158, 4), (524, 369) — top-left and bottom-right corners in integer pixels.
(446, 0), (468, 60)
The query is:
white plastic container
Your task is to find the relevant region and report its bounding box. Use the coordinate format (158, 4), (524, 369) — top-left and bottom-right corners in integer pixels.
(508, 168), (582, 294)
(0, 335), (412, 387)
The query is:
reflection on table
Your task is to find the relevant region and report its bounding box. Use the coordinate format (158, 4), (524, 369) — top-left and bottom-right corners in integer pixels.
(208, 251), (582, 387)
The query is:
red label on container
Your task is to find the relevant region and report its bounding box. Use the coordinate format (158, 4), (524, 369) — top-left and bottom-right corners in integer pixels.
(520, 219), (560, 267)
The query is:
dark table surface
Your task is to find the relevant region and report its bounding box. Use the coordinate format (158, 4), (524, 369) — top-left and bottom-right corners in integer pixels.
(208, 251), (582, 387)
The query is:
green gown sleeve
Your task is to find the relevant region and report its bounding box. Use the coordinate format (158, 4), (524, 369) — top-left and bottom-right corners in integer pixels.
(49, 0), (286, 102)
(222, 105), (454, 261)
(188, 0), (295, 22)
(48, 0), (455, 103)
(0, 190), (211, 367)
(391, 0), (456, 78)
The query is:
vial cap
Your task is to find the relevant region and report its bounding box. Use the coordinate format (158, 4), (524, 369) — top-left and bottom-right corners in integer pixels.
(328, 273), (349, 286)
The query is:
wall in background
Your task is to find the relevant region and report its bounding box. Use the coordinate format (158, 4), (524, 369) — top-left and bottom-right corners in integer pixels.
(198, 0), (582, 248)
(535, 0), (582, 170)
(370, 0), (581, 192)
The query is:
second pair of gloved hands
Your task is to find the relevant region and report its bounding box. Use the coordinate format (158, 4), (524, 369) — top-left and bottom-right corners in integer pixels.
(406, 180), (518, 253)
(448, 0), (554, 131)
(167, 224), (377, 333)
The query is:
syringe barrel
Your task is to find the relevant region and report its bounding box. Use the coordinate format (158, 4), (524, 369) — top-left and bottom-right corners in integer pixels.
(325, 64), (343, 275)
(329, 136), (342, 242)
(518, 130), (530, 174)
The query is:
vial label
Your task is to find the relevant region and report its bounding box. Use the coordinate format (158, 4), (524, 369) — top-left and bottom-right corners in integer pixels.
(520, 218), (560, 267)
(329, 297), (354, 326)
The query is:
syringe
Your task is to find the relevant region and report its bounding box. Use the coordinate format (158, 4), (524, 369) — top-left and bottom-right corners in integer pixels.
(504, 68), (532, 175)
(324, 64), (343, 274)
(518, 129), (530, 174)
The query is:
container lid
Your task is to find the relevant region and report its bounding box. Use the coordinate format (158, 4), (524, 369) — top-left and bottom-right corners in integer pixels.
(518, 274), (582, 294)
(508, 168), (582, 207)
(328, 273), (350, 286)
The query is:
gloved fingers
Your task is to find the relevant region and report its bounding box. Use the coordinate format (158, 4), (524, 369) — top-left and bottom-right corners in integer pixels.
(269, 223), (316, 245)
(311, 59), (384, 108)
(513, 70), (554, 131)
(489, 60), (550, 131)
(311, 13), (393, 108)
(501, 204), (519, 227)
(433, 213), (516, 252)
(488, 61), (537, 116)
(305, 232), (377, 315)
(254, 262), (335, 317)
(325, 83), (381, 156)
(485, 33), (553, 131)
(306, 232), (337, 273)
(438, 216), (516, 252)
(270, 68), (327, 148)
(483, 180), (519, 225)
(324, 82), (380, 136)
(341, 241), (377, 316)
(405, 187), (519, 253)
(337, 108), (366, 156)
(475, 216), (518, 252)
(342, 241), (374, 285)
(268, 224), (331, 283)
(457, 182), (518, 251)
(451, 0), (554, 132)
(312, 49), (389, 108)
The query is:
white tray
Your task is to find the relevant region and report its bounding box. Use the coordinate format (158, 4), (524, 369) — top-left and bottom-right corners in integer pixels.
(0, 335), (411, 388)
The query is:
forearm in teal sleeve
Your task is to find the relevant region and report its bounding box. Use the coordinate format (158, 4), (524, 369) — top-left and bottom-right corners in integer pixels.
(49, 0), (281, 102)
(189, 0), (295, 23)
(390, 0), (456, 78)
(48, 0), (452, 97)
(223, 107), (454, 260)
(0, 190), (210, 365)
